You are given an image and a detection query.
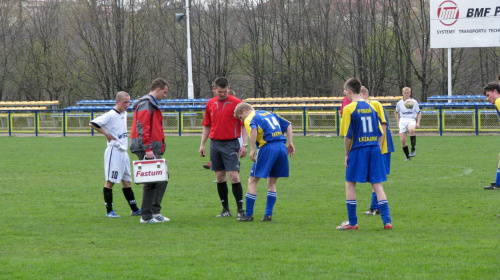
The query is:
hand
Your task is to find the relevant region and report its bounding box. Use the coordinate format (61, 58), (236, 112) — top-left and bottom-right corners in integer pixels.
(239, 146), (247, 158)
(416, 123), (420, 129)
(345, 155), (349, 168)
(145, 150), (155, 159)
(199, 146), (205, 157)
(250, 149), (256, 162)
(105, 134), (116, 142)
(287, 143), (295, 157)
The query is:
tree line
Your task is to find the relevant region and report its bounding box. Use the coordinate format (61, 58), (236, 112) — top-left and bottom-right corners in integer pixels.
(1, 0), (499, 106)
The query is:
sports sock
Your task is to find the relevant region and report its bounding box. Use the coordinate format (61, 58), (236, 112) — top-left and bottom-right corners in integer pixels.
(103, 187), (113, 213)
(232, 182), (244, 211)
(370, 192), (378, 210)
(410, 136), (416, 152)
(264, 191), (277, 217)
(346, 199), (357, 226)
(378, 200), (392, 225)
(403, 146), (410, 158)
(245, 193), (257, 216)
(122, 187), (139, 212)
(217, 182), (229, 210)
(495, 168), (500, 185)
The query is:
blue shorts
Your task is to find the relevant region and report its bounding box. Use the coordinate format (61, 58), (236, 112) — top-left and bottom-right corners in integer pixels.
(250, 142), (289, 178)
(346, 146), (387, 183)
(383, 153), (391, 175)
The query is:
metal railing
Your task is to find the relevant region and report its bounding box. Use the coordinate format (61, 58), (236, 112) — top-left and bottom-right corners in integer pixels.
(0, 105), (499, 136)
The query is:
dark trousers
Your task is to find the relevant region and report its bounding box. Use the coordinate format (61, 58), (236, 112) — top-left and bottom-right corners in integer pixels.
(135, 151), (168, 220)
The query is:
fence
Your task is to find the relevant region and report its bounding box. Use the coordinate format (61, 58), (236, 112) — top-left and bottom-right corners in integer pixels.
(0, 105), (499, 136)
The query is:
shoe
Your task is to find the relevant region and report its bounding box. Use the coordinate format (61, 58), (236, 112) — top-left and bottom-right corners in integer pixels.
(203, 162), (211, 169)
(336, 221), (358, 230)
(106, 210), (121, 218)
(409, 151), (416, 157)
(405, 157), (411, 161)
(262, 215), (273, 222)
(153, 214), (170, 222)
(363, 209), (380, 215)
(236, 210), (245, 221)
(140, 218), (160, 223)
(130, 208), (141, 216)
(484, 183), (500, 190)
(238, 215), (254, 222)
(384, 223), (393, 229)
(216, 209), (232, 217)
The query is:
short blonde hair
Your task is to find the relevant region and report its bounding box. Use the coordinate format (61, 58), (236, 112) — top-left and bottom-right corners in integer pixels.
(402, 87), (411, 94)
(234, 102), (254, 119)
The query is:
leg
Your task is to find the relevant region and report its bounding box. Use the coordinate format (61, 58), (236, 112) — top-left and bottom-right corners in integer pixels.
(152, 181), (167, 215)
(485, 153), (500, 189)
(215, 171), (230, 213)
(228, 170), (244, 212)
(345, 181), (357, 226)
(141, 182), (156, 221)
(400, 132), (410, 160)
(408, 124), (416, 156)
(372, 182), (392, 228)
(244, 176), (259, 218)
(103, 181), (117, 216)
(121, 180), (140, 213)
(263, 178), (278, 219)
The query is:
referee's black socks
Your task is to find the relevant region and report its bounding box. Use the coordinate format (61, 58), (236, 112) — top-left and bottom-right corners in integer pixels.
(217, 182), (230, 210)
(232, 182), (244, 211)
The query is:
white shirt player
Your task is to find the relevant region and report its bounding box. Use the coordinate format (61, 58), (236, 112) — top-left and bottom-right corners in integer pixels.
(395, 98), (420, 120)
(91, 109), (128, 151)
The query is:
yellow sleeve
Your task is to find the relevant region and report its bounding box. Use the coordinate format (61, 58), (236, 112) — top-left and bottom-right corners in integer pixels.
(340, 102), (355, 137)
(495, 98), (500, 111)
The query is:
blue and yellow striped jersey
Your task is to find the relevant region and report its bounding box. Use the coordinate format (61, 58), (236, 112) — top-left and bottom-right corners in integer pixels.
(340, 101), (383, 151)
(244, 110), (290, 148)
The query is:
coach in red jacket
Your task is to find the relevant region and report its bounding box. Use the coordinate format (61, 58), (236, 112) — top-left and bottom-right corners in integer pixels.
(130, 78), (170, 224)
(199, 77), (248, 219)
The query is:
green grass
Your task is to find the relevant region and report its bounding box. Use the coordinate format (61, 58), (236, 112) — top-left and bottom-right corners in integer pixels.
(0, 135), (499, 279)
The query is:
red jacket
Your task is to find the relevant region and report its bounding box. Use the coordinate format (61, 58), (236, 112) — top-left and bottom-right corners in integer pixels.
(130, 95), (165, 154)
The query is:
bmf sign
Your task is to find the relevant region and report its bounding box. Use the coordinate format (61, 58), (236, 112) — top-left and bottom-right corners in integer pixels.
(430, 0), (500, 48)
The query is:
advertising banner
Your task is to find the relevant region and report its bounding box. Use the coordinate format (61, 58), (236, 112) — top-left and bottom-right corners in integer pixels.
(430, 0), (500, 48)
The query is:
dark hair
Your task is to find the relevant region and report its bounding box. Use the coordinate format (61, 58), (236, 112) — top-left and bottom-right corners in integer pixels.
(213, 77), (229, 88)
(483, 82), (500, 95)
(150, 78), (169, 91)
(345, 78), (361, 94)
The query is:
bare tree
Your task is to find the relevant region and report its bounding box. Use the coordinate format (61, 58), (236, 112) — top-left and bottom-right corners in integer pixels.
(0, 0), (25, 101)
(71, 0), (145, 99)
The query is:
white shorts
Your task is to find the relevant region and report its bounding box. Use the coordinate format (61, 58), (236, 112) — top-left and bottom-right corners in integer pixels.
(398, 118), (416, 134)
(104, 146), (132, 183)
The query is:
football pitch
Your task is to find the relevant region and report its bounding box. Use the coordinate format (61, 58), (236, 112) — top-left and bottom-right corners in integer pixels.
(0, 135), (498, 279)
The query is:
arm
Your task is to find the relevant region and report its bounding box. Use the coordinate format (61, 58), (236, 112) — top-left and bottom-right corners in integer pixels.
(199, 125), (211, 157)
(89, 122), (115, 142)
(416, 112), (422, 129)
(239, 125), (248, 158)
(379, 123), (387, 148)
(394, 110), (399, 125)
(249, 128), (258, 162)
(344, 136), (352, 168)
(286, 124), (295, 157)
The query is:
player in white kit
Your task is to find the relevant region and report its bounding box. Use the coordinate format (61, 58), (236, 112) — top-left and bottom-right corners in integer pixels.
(89, 91), (141, 218)
(395, 87), (421, 161)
